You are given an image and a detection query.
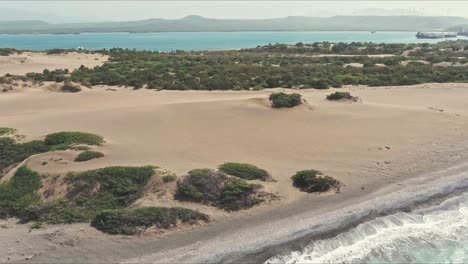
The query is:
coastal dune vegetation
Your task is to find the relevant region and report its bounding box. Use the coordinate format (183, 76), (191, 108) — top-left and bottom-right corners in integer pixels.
(2, 41), (468, 92)
(174, 168), (272, 211)
(291, 170), (342, 193)
(269, 92), (302, 108)
(0, 128), (342, 235)
(0, 130), (104, 178)
(326, 91), (358, 101)
(74, 150), (104, 162)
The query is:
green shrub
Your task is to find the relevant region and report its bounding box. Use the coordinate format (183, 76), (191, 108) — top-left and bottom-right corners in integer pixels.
(30, 222), (43, 229)
(66, 166), (156, 216)
(218, 162), (271, 181)
(0, 130), (103, 177)
(269, 92), (302, 108)
(291, 170), (340, 193)
(175, 169), (266, 211)
(0, 48), (17, 56)
(308, 79), (330, 89)
(74, 151), (104, 162)
(326, 91), (356, 101)
(91, 207), (209, 235)
(162, 174), (177, 183)
(1, 165), (159, 225)
(218, 179), (263, 211)
(0, 127), (16, 136)
(45, 131), (103, 149)
(0, 138), (49, 175)
(175, 169), (227, 203)
(61, 82), (81, 93)
(0, 167), (42, 219)
(20, 199), (87, 224)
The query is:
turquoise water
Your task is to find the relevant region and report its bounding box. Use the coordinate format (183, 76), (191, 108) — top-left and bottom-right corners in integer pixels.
(0, 31), (466, 51)
(266, 191), (468, 264)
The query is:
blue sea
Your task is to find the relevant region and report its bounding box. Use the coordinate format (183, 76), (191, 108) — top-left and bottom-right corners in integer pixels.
(0, 31), (466, 51)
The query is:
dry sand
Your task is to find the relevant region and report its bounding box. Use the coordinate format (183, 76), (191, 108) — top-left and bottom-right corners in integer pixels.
(0, 52), (108, 76)
(1, 83), (468, 262)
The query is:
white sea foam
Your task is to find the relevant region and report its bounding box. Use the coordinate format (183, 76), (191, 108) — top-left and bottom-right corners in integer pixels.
(267, 192), (468, 264)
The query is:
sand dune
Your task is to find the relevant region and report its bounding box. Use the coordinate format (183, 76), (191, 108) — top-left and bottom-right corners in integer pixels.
(1, 83), (468, 262)
(0, 52), (108, 76)
(1, 84), (468, 201)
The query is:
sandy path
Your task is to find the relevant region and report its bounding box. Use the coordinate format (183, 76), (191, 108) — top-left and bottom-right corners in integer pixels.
(0, 52), (108, 76)
(0, 83), (468, 262)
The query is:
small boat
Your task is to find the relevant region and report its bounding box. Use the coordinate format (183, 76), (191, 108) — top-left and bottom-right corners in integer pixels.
(371, 31), (376, 34)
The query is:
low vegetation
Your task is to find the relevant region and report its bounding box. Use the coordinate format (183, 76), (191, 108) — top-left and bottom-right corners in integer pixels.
(0, 165), (212, 234)
(1, 130), (103, 178)
(162, 174), (177, 183)
(269, 92), (302, 108)
(66, 166), (156, 217)
(218, 162), (271, 181)
(0, 165), (158, 224)
(5, 41), (468, 90)
(0, 137), (49, 176)
(74, 150), (104, 162)
(0, 127), (16, 136)
(61, 82), (81, 93)
(326, 91), (357, 101)
(44, 131), (104, 150)
(291, 170), (341, 193)
(0, 166), (42, 220)
(175, 169), (266, 211)
(91, 207), (209, 235)
(0, 48), (18, 56)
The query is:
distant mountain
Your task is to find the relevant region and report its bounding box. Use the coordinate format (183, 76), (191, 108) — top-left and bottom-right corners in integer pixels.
(1, 15), (467, 34)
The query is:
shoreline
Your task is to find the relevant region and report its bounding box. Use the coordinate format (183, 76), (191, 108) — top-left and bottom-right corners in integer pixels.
(235, 171), (468, 263)
(123, 148), (468, 263)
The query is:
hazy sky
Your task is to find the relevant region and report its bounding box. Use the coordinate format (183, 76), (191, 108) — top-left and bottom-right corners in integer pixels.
(2, 1), (468, 23)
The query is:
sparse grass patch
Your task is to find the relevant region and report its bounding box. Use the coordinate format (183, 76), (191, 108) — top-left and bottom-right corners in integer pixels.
(74, 151), (104, 162)
(91, 207), (209, 235)
(162, 174), (177, 183)
(291, 170), (341, 193)
(0, 127), (16, 136)
(61, 82), (81, 93)
(30, 221), (43, 229)
(269, 92), (302, 108)
(326, 91), (357, 101)
(218, 162), (271, 181)
(0, 48), (17, 56)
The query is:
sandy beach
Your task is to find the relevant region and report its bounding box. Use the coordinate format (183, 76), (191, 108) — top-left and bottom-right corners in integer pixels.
(0, 77), (468, 262)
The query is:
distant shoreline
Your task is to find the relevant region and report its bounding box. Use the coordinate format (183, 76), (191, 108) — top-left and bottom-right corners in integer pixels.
(1, 30), (421, 35)
(1, 31), (463, 52)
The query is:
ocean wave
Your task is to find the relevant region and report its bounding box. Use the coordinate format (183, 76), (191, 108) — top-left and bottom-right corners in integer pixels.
(266, 192), (468, 264)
